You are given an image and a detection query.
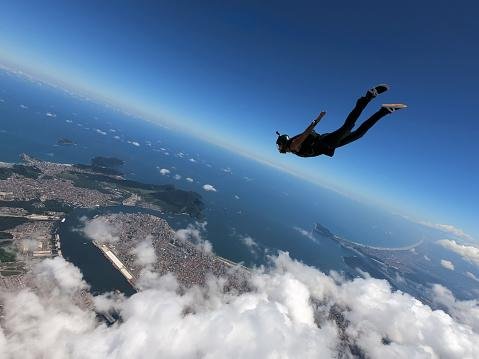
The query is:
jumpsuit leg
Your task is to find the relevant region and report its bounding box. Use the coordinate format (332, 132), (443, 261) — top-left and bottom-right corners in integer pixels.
(336, 107), (390, 147)
(321, 95), (372, 146)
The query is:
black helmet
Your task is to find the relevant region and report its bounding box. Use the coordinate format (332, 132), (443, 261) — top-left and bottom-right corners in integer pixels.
(276, 131), (289, 153)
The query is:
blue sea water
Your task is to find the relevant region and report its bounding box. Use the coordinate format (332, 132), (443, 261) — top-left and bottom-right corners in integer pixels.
(3, 68), (477, 298)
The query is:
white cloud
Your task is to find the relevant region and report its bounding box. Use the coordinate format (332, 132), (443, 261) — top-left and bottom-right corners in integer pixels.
(222, 167), (232, 174)
(65, 119), (73, 124)
(234, 195), (240, 200)
(293, 226), (316, 242)
(239, 235), (260, 256)
(185, 177), (194, 182)
(441, 259), (455, 271)
(432, 284), (479, 331)
(113, 135), (121, 140)
(420, 222), (474, 241)
(128, 141), (140, 147)
(466, 272), (479, 282)
(95, 129), (107, 135)
(202, 184), (217, 192)
(189, 158), (196, 163)
(132, 236), (157, 266)
(158, 168), (170, 176)
(1, 254), (479, 358)
(82, 217), (119, 244)
(240, 236), (257, 248)
(173, 174), (182, 180)
(45, 112), (56, 118)
(438, 239), (479, 267)
(174, 222), (212, 253)
(19, 104), (28, 109)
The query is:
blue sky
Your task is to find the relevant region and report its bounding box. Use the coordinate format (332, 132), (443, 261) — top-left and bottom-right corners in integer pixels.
(0, 1), (477, 237)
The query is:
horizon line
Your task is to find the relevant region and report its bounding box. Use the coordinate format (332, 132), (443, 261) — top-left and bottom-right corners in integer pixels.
(0, 56), (475, 242)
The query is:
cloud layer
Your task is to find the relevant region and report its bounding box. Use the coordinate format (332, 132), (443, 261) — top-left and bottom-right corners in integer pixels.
(438, 239), (479, 267)
(2, 253), (479, 358)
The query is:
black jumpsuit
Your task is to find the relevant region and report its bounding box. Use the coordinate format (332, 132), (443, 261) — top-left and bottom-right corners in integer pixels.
(290, 95), (390, 157)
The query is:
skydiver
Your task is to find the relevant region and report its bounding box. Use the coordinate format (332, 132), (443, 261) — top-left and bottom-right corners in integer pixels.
(275, 84), (407, 157)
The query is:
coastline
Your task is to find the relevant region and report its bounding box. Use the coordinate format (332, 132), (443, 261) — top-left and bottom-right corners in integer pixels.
(92, 241), (138, 291)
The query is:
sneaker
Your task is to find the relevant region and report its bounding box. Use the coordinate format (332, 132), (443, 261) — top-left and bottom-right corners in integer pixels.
(381, 103), (408, 113)
(367, 84), (390, 98)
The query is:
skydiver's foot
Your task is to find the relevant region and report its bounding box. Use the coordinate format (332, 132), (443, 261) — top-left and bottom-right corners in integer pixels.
(367, 84), (390, 99)
(381, 103), (408, 113)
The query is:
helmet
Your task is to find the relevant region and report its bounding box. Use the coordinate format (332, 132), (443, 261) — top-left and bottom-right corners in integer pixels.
(276, 131), (290, 153)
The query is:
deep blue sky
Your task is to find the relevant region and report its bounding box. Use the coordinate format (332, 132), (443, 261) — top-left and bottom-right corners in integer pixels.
(0, 1), (478, 237)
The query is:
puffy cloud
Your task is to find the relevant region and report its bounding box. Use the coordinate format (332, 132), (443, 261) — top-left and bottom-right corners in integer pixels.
(441, 259), (455, 271)
(185, 177), (194, 182)
(0, 258), (94, 359)
(132, 236), (157, 266)
(95, 129), (107, 135)
(239, 235), (260, 256)
(158, 168), (170, 176)
(189, 158), (196, 163)
(432, 284), (479, 332)
(437, 239), (479, 267)
(45, 112), (56, 118)
(202, 184), (217, 192)
(127, 140), (140, 147)
(2, 254), (479, 358)
(82, 217), (119, 244)
(234, 195), (240, 200)
(173, 174), (182, 180)
(174, 222), (212, 253)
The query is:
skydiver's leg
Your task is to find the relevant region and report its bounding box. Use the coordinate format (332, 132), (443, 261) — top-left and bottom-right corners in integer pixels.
(336, 107), (390, 147)
(322, 95), (372, 146)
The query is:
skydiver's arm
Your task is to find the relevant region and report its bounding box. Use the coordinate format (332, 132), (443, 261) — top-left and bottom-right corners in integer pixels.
(290, 111), (326, 152)
(307, 111), (327, 132)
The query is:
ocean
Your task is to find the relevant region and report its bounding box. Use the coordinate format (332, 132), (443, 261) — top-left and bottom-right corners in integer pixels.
(1, 69), (448, 293)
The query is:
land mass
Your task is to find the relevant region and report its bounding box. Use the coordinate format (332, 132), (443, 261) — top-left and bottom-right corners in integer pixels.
(90, 212), (248, 291)
(0, 154), (204, 294)
(312, 222), (453, 306)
